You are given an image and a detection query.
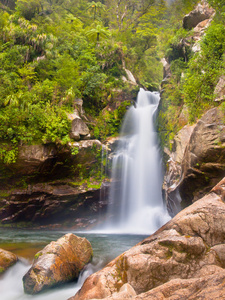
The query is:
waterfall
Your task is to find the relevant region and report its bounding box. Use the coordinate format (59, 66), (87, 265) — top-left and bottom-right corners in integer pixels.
(106, 88), (170, 234)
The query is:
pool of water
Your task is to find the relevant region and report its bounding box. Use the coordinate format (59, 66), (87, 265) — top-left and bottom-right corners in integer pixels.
(0, 229), (148, 300)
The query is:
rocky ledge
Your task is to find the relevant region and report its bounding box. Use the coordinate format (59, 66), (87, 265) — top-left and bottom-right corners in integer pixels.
(0, 181), (109, 229)
(71, 177), (225, 300)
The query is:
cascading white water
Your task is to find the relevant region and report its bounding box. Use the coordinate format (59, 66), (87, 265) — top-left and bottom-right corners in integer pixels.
(106, 88), (170, 234)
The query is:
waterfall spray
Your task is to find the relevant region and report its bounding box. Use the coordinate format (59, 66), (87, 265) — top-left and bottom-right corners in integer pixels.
(105, 88), (170, 234)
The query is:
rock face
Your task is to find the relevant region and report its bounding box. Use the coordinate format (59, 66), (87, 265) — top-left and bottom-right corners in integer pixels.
(0, 138), (107, 229)
(71, 178), (225, 300)
(166, 107), (225, 210)
(0, 181), (109, 229)
(164, 125), (194, 216)
(163, 1), (214, 78)
(67, 98), (91, 141)
(0, 248), (18, 274)
(183, 0), (215, 30)
(68, 113), (90, 141)
(23, 233), (93, 294)
(214, 75), (225, 102)
(16, 143), (58, 175)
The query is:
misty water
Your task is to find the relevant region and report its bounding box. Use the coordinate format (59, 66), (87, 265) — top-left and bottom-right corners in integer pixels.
(106, 88), (170, 234)
(0, 229), (147, 300)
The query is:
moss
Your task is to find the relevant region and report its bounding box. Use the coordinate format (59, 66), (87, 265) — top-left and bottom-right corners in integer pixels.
(0, 190), (11, 198)
(115, 254), (128, 290)
(0, 267), (5, 273)
(34, 252), (43, 260)
(165, 248), (173, 259)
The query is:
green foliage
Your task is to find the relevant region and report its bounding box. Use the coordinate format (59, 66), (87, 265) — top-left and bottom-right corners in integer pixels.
(1, 0), (223, 165)
(87, 1), (106, 21)
(86, 22), (111, 43)
(0, 145), (18, 164)
(182, 22), (225, 122)
(92, 100), (131, 140)
(71, 146), (79, 156)
(159, 4), (225, 150)
(207, 0), (225, 22)
(201, 23), (225, 61)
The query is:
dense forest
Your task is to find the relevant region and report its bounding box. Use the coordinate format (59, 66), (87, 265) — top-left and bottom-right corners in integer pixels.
(0, 0), (224, 166)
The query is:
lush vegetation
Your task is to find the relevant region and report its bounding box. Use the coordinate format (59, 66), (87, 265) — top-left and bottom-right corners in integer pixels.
(1, 0), (222, 164)
(158, 0), (225, 149)
(0, 0), (164, 163)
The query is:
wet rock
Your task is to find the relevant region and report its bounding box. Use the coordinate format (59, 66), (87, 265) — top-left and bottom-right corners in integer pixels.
(23, 233), (93, 294)
(172, 125), (195, 164)
(183, 1), (215, 30)
(0, 248), (18, 273)
(70, 178), (225, 300)
(0, 181), (109, 229)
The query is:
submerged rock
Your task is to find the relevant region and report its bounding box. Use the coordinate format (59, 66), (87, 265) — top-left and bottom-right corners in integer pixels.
(0, 248), (18, 274)
(71, 177), (225, 300)
(23, 233), (93, 294)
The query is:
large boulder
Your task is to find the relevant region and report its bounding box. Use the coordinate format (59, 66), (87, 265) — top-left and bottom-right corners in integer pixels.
(16, 143), (58, 175)
(71, 178), (225, 300)
(23, 233), (93, 294)
(68, 113), (90, 141)
(164, 125), (194, 216)
(67, 98), (91, 141)
(0, 248), (18, 274)
(166, 107), (225, 211)
(183, 1), (215, 30)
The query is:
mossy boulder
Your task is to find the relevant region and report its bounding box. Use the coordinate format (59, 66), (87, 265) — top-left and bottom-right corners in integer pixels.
(23, 233), (93, 294)
(0, 248), (18, 273)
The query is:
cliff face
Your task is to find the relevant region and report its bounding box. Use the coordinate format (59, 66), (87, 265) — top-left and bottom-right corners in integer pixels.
(162, 0), (225, 215)
(0, 94), (117, 229)
(165, 107), (225, 215)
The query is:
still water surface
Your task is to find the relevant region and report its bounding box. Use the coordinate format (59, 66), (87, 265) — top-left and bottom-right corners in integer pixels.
(0, 229), (147, 300)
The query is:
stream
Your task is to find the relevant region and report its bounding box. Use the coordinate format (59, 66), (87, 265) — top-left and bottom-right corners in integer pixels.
(0, 229), (147, 300)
